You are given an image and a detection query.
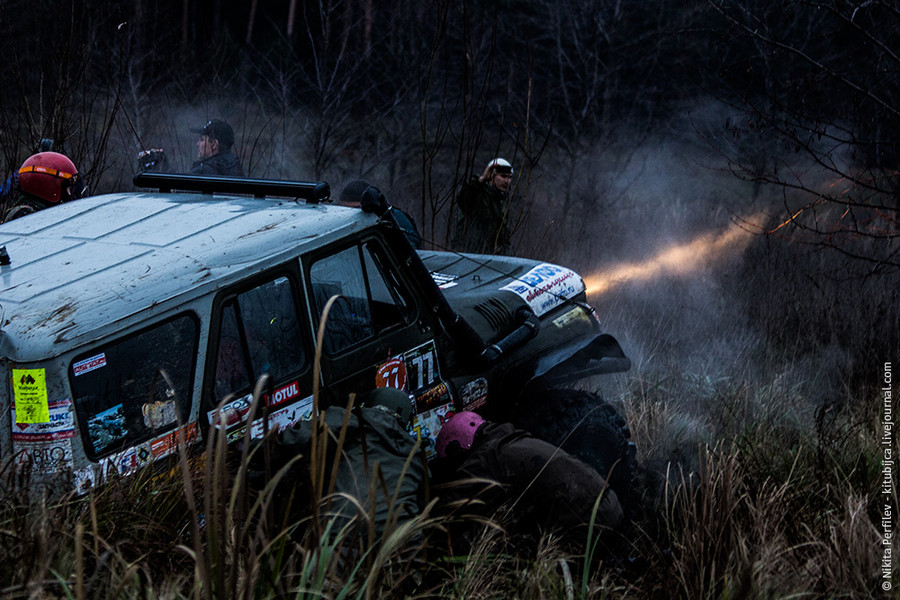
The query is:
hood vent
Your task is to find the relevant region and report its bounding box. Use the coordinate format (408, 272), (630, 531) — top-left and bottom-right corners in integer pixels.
(473, 297), (514, 333)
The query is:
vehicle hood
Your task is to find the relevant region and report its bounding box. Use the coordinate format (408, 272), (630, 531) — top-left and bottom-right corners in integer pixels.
(419, 250), (586, 318)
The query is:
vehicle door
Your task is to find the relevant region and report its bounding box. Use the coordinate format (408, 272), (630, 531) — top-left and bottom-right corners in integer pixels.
(303, 233), (454, 456)
(202, 267), (315, 441)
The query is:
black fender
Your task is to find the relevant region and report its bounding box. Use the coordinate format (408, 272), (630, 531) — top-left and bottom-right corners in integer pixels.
(523, 332), (631, 392)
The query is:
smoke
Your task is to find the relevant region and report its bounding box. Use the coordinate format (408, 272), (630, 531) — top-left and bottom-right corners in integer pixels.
(583, 213), (765, 296)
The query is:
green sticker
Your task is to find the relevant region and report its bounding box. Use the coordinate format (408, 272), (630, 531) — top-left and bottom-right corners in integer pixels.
(12, 369), (49, 424)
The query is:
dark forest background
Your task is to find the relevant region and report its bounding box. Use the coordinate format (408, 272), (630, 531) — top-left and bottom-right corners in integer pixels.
(0, 0), (897, 393)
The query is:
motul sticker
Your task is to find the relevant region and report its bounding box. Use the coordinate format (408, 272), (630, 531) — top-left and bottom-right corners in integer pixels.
(376, 358), (407, 391)
(500, 263), (585, 316)
(266, 380), (301, 408)
(73, 353), (107, 377)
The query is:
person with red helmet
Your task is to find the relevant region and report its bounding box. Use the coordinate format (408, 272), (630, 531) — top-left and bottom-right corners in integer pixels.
(431, 410), (624, 553)
(3, 152), (86, 222)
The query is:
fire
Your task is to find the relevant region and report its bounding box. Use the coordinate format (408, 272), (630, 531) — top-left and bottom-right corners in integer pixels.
(584, 215), (763, 296)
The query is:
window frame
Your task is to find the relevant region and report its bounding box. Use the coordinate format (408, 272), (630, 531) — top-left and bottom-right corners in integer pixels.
(305, 235), (416, 358)
(202, 265), (313, 425)
(68, 311), (200, 461)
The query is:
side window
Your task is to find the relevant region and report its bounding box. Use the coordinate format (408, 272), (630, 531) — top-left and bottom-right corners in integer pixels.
(309, 241), (410, 355)
(70, 314), (198, 460)
(213, 275), (307, 403)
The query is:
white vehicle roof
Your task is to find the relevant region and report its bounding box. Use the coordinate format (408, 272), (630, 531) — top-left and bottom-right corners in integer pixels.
(0, 191), (372, 361)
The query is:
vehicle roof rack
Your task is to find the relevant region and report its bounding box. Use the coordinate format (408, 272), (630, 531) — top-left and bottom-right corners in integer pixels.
(133, 172), (331, 203)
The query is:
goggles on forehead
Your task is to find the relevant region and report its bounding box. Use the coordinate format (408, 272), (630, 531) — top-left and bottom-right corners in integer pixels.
(18, 164), (79, 181)
(18, 164), (86, 199)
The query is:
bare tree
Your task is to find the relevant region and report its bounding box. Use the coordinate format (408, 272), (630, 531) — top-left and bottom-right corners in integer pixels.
(709, 0), (900, 270)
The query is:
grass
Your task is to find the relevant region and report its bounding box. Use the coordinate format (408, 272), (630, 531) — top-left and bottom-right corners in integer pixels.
(0, 362), (887, 599)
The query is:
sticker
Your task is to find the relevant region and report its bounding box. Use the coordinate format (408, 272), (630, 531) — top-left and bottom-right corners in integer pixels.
(12, 398), (76, 474)
(376, 357), (408, 391)
(208, 393), (254, 429)
(118, 444), (153, 474)
(75, 422), (201, 492)
(404, 341), (440, 394)
(248, 395), (314, 439)
(150, 422), (198, 457)
(266, 380), (301, 408)
(73, 353), (107, 377)
(142, 400), (177, 429)
(552, 306), (591, 329)
(500, 263), (584, 317)
(209, 390), (314, 440)
(430, 272), (459, 289)
(12, 369), (49, 423)
(458, 378), (488, 410)
(87, 404), (127, 453)
(15, 441), (73, 474)
(12, 398), (74, 437)
(415, 381), (451, 413)
(411, 401), (455, 460)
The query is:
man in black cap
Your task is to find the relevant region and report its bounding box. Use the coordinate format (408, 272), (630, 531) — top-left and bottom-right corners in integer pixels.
(190, 119), (243, 176)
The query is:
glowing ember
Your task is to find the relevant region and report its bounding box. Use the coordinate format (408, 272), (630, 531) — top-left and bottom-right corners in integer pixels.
(584, 215), (763, 296)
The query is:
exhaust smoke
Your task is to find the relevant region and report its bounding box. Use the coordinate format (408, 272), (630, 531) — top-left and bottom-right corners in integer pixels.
(583, 214), (763, 296)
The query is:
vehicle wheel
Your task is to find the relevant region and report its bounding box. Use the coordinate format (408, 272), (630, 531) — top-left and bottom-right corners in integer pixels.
(511, 388), (637, 512)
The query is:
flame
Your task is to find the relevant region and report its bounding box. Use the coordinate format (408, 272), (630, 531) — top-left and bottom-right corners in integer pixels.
(584, 215), (763, 296)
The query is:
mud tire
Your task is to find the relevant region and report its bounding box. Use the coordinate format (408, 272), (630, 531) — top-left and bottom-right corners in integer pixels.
(511, 389), (637, 512)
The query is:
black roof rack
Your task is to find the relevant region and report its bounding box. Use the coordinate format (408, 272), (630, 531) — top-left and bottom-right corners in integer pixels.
(133, 172), (331, 203)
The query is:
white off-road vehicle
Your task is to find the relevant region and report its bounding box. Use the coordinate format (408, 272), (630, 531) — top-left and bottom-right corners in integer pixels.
(0, 173), (633, 499)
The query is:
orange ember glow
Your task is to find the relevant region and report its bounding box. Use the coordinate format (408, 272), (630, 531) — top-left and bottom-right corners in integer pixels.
(583, 215), (763, 296)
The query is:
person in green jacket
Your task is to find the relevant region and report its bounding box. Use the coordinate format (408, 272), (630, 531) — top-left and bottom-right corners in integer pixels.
(265, 387), (425, 544)
(452, 157), (515, 255)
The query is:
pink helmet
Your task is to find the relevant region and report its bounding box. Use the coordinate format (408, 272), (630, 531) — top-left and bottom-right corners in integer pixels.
(435, 411), (485, 459)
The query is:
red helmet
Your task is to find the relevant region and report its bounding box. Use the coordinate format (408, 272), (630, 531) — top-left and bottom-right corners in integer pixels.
(435, 411), (485, 459)
(18, 152), (84, 204)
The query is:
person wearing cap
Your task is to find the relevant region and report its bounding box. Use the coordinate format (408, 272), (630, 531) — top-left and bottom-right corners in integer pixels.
(452, 157), (515, 255)
(190, 118), (243, 176)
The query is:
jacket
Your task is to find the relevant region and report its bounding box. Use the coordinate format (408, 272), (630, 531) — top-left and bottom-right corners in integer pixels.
(431, 421), (623, 545)
(273, 405), (426, 540)
(452, 178), (513, 254)
(190, 151), (243, 176)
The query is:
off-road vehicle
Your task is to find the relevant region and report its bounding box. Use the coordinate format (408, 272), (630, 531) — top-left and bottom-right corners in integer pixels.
(0, 173), (633, 498)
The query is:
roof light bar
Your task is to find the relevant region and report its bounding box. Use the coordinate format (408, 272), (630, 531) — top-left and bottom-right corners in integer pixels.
(133, 172), (331, 203)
